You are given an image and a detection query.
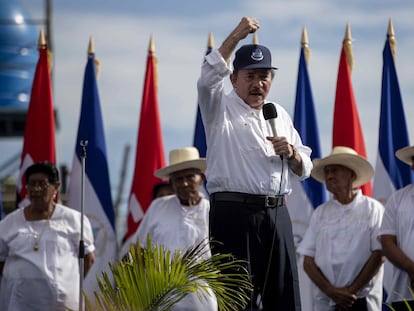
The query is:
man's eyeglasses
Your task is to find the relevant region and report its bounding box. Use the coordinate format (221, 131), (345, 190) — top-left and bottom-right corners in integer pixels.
(26, 181), (51, 190)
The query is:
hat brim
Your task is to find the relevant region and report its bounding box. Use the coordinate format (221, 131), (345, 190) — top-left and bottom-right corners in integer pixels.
(236, 64), (278, 71)
(154, 159), (206, 179)
(311, 154), (373, 188)
(396, 146), (414, 166)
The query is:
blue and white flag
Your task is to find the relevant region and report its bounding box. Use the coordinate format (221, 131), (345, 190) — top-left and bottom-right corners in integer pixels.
(193, 33), (214, 197)
(193, 107), (207, 158)
(372, 27), (412, 305)
(373, 36), (412, 203)
(286, 44), (326, 311)
(193, 33), (213, 159)
(68, 48), (117, 297)
(287, 46), (326, 248)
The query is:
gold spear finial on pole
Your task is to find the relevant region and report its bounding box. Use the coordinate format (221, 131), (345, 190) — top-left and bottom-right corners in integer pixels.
(301, 27), (310, 65)
(149, 35), (155, 54)
(387, 18), (396, 60)
(38, 29), (53, 71)
(88, 36), (100, 78)
(208, 32), (214, 49)
(148, 35), (158, 89)
(38, 28), (46, 48)
(343, 23), (354, 73)
(252, 32), (259, 44)
(88, 36), (94, 54)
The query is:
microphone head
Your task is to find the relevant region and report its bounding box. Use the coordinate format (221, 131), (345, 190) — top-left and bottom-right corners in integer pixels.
(262, 102), (277, 120)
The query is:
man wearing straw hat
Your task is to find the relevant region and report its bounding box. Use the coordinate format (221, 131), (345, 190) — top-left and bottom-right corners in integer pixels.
(379, 145), (414, 310)
(132, 146), (217, 310)
(298, 146), (384, 311)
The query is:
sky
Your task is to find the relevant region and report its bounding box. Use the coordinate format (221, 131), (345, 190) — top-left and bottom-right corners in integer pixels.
(2, 0), (414, 235)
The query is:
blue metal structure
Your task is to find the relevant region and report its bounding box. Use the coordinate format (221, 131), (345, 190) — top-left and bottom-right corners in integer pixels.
(0, 0), (39, 136)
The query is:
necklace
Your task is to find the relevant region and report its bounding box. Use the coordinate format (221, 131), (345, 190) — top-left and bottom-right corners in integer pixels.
(27, 219), (50, 251)
(25, 206), (55, 251)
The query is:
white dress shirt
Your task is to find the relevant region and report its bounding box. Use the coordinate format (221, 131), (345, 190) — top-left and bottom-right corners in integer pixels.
(197, 48), (312, 196)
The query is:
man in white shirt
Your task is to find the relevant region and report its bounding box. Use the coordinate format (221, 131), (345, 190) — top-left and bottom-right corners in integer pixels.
(379, 145), (414, 310)
(131, 146), (217, 311)
(298, 146), (384, 311)
(197, 16), (312, 310)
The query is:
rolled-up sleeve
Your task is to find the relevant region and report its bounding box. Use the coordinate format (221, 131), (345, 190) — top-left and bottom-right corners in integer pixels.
(296, 147), (313, 180)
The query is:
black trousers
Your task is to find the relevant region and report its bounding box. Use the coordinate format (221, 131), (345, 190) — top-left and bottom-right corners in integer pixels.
(209, 195), (301, 311)
(388, 300), (414, 310)
(335, 297), (367, 311)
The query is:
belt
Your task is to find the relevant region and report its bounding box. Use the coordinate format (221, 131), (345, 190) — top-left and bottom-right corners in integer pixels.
(211, 192), (285, 208)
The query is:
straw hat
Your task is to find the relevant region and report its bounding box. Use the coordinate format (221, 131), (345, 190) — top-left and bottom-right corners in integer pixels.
(395, 145), (414, 166)
(311, 146), (374, 188)
(154, 147), (206, 179)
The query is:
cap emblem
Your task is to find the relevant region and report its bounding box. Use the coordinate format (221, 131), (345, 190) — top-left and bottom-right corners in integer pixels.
(250, 48), (264, 61)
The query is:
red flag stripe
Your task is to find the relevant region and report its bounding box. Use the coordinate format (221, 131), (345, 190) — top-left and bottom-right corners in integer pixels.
(17, 45), (56, 206)
(332, 47), (372, 196)
(123, 47), (166, 243)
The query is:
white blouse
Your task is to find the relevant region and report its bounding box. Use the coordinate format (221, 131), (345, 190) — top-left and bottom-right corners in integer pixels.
(0, 204), (95, 311)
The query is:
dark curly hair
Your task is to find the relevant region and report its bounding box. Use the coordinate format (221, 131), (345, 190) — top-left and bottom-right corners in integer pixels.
(25, 162), (60, 184)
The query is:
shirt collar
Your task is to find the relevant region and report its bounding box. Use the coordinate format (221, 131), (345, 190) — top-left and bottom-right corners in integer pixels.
(332, 189), (363, 208)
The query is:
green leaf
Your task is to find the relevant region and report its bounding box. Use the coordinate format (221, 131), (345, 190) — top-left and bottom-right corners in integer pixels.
(85, 236), (252, 310)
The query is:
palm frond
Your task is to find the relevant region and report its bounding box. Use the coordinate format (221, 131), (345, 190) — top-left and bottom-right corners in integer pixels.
(86, 236), (252, 311)
(385, 288), (414, 311)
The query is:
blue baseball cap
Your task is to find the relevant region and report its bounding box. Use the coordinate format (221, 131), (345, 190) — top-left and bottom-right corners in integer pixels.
(233, 44), (278, 71)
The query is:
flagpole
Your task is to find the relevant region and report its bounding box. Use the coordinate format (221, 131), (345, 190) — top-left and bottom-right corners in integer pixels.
(79, 140), (88, 311)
